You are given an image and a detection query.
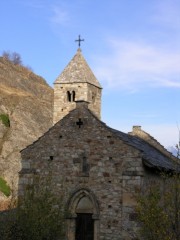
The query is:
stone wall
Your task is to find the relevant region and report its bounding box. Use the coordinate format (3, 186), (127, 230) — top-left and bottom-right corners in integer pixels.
(20, 102), (145, 240)
(53, 82), (101, 124)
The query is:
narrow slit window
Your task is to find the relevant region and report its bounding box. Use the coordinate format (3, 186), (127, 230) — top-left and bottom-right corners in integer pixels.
(49, 156), (54, 161)
(72, 91), (75, 101)
(67, 91), (71, 102)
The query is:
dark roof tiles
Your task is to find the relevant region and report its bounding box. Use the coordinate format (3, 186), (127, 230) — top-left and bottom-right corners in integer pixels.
(109, 126), (179, 172)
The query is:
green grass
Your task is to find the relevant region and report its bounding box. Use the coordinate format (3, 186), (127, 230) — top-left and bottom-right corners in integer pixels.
(0, 177), (11, 197)
(0, 114), (10, 127)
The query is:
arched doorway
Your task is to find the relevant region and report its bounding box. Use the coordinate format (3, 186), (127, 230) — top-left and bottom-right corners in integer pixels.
(75, 197), (94, 240)
(67, 188), (99, 240)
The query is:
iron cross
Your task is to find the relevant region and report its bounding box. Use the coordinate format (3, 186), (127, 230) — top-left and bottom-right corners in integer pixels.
(75, 35), (84, 47)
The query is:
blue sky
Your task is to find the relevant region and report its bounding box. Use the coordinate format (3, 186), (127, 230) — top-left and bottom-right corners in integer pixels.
(1, 0), (180, 148)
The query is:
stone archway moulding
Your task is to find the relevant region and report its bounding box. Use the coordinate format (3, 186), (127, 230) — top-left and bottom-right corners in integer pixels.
(66, 188), (100, 240)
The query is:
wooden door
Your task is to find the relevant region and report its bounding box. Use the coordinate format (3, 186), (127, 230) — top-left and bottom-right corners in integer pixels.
(75, 213), (94, 240)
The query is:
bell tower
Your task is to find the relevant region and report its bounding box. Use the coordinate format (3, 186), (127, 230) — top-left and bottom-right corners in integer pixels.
(53, 48), (102, 124)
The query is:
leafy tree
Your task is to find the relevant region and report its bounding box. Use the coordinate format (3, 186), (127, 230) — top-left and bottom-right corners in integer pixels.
(136, 149), (180, 240)
(0, 174), (66, 240)
(136, 177), (178, 240)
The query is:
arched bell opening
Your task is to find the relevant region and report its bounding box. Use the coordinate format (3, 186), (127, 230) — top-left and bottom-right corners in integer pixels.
(72, 91), (76, 102)
(67, 91), (71, 102)
(67, 91), (76, 102)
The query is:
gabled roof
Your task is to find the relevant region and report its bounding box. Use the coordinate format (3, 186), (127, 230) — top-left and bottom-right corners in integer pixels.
(21, 102), (179, 173)
(108, 126), (179, 172)
(54, 48), (102, 88)
(83, 107), (179, 172)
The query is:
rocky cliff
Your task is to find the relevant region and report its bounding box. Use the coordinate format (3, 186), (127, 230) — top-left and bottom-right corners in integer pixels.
(0, 57), (53, 197)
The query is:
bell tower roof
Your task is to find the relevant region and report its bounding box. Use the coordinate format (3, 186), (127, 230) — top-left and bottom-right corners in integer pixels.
(54, 48), (102, 88)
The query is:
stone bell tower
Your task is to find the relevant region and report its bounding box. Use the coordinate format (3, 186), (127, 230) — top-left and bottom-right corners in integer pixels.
(53, 48), (102, 124)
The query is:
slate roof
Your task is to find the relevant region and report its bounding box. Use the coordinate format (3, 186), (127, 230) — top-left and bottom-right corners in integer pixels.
(80, 107), (179, 172)
(108, 126), (179, 172)
(20, 103), (179, 173)
(54, 48), (102, 88)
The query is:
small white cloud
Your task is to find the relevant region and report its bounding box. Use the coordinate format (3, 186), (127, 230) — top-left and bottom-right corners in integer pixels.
(152, 77), (180, 88)
(50, 5), (70, 26)
(18, 0), (46, 10)
(93, 39), (180, 90)
(153, 0), (180, 29)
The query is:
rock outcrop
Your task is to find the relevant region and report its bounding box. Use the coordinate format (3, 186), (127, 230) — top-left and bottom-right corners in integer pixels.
(0, 57), (53, 195)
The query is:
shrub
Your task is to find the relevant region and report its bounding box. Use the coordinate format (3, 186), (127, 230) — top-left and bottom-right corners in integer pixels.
(136, 173), (180, 240)
(0, 177), (11, 197)
(0, 114), (10, 127)
(2, 51), (22, 65)
(0, 174), (66, 240)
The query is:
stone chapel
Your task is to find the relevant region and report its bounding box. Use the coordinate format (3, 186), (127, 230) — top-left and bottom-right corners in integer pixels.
(19, 48), (178, 240)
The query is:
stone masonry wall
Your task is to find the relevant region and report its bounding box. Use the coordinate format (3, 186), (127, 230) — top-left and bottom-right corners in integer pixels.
(53, 83), (101, 124)
(20, 102), (144, 240)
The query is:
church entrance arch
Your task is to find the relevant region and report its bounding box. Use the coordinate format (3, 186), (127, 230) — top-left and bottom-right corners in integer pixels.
(66, 188), (99, 240)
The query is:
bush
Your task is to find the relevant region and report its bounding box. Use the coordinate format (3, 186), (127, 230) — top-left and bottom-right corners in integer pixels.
(0, 177), (11, 197)
(0, 175), (66, 240)
(2, 51), (22, 65)
(0, 114), (10, 127)
(136, 173), (180, 240)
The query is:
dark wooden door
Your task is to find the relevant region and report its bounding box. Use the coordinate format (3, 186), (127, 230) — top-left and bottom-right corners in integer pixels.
(75, 213), (94, 240)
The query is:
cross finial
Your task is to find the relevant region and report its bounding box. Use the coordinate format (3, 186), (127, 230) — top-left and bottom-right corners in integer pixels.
(75, 35), (84, 47)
